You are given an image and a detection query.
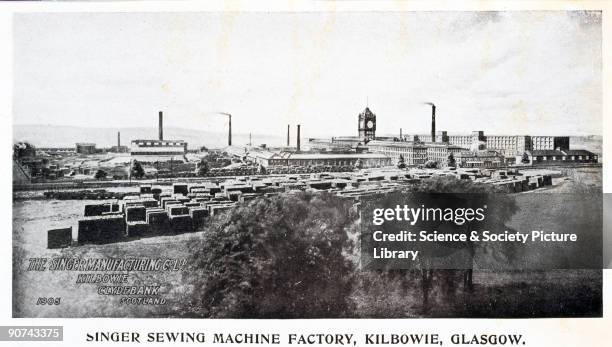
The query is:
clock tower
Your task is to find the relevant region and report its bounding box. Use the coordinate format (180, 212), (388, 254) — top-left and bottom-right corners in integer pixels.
(358, 107), (376, 143)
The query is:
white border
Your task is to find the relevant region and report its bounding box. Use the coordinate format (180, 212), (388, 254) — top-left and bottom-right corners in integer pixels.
(1, 1), (610, 346)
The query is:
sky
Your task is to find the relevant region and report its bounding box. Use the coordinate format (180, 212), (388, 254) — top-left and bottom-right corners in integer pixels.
(13, 11), (602, 140)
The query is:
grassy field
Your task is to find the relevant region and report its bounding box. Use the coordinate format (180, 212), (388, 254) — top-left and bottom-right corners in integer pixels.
(351, 270), (601, 318)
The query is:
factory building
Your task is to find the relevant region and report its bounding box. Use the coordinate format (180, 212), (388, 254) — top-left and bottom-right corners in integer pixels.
(269, 152), (389, 168)
(531, 136), (570, 151)
(426, 143), (464, 165)
(446, 135), (474, 149)
(455, 150), (505, 168)
(130, 140), (187, 160)
(524, 149), (598, 165)
(406, 131), (486, 150)
(39, 147), (75, 155)
(307, 138), (353, 151)
(366, 141), (426, 166)
(130, 111), (188, 162)
(231, 121), (391, 169)
(249, 151), (390, 169)
(244, 129), (391, 169)
(75, 143), (96, 155)
(329, 136), (361, 148)
(403, 132), (570, 158)
(366, 140), (463, 167)
(413, 131), (450, 144)
(485, 135), (531, 157)
(299, 104), (591, 170)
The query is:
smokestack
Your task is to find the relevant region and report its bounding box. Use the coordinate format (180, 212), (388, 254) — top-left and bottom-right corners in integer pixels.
(296, 124), (301, 152)
(399, 128), (402, 141)
(117, 132), (121, 148)
(158, 111), (163, 141)
(228, 114), (232, 146)
(430, 104), (436, 143)
(287, 125), (290, 147)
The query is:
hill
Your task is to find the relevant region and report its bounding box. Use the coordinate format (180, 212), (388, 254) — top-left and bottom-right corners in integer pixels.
(13, 125), (284, 149)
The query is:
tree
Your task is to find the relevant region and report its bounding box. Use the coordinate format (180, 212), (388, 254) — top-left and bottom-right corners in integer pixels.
(521, 152), (530, 164)
(198, 159), (209, 176)
(180, 192), (358, 318)
(13, 142), (36, 160)
(447, 152), (456, 168)
(424, 160), (438, 169)
(402, 176), (518, 310)
(397, 155), (406, 169)
(365, 176), (519, 314)
(258, 164), (267, 175)
(131, 161), (144, 179)
(94, 169), (107, 180)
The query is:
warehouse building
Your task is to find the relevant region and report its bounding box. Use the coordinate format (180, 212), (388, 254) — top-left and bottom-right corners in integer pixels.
(403, 131), (570, 158)
(76, 143), (96, 155)
(531, 136), (570, 151)
(485, 135), (532, 157)
(366, 140), (463, 167)
(524, 149), (598, 165)
(456, 150), (505, 168)
(130, 139), (187, 162)
(246, 149), (390, 168)
(130, 111), (188, 163)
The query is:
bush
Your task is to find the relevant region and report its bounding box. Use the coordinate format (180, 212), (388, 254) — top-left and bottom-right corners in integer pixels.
(94, 169), (107, 180)
(180, 192), (359, 318)
(424, 160), (438, 169)
(131, 161), (145, 179)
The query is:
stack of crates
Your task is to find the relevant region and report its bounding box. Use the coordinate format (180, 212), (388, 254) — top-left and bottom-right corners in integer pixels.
(125, 205), (149, 237)
(78, 215), (125, 244)
(47, 227), (72, 249)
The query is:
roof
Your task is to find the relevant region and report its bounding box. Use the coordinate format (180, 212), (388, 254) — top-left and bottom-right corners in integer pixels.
(367, 140), (462, 149)
(129, 155), (186, 163)
(130, 147), (185, 153)
(526, 150), (565, 156)
(359, 107), (376, 117)
(367, 140), (422, 147)
(286, 152), (389, 160)
(131, 139), (186, 143)
(332, 136), (360, 140)
(308, 139), (334, 144)
(562, 149), (596, 156)
(100, 156), (132, 167)
(247, 150), (278, 160)
(457, 150), (503, 158)
(224, 146), (248, 156)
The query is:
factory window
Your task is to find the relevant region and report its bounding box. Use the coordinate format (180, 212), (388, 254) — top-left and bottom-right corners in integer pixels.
(578, 156), (583, 160)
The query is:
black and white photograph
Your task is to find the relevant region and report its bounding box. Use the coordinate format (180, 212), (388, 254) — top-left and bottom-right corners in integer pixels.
(10, 7), (605, 324)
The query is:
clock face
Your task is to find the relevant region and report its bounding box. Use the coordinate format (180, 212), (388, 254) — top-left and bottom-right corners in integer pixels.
(366, 120), (374, 129)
